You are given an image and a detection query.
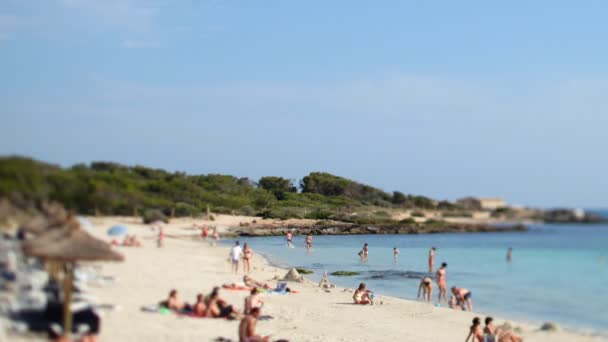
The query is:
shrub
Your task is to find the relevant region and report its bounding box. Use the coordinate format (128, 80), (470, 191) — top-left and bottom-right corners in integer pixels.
(331, 271), (360, 276)
(143, 209), (168, 224)
(295, 268), (314, 274)
(411, 211), (425, 217)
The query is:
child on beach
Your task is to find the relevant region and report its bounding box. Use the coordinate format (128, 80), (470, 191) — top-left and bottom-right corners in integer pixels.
(201, 225), (208, 240)
(465, 317), (484, 342)
(212, 226), (219, 246)
(353, 282), (374, 305)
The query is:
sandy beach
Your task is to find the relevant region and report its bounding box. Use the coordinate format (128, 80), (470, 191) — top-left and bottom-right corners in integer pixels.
(16, 215), (602, 342)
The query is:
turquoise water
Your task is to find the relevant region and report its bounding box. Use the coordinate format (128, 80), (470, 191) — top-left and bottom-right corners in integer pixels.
(228, 224), (608, 332)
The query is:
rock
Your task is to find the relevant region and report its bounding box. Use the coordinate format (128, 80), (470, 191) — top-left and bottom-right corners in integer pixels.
(282, 268), (304, 282)
(331, 271), (360, 276)
(540, 322), (560, 332)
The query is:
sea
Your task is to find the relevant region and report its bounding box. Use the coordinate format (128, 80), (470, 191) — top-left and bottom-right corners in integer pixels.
(226, 215), (608, 333)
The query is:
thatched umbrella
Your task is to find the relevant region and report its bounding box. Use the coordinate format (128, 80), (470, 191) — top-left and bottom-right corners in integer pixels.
(23, 218), (124, 338)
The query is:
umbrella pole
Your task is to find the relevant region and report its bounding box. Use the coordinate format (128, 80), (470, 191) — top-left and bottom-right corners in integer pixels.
(63, 262), (73, 338)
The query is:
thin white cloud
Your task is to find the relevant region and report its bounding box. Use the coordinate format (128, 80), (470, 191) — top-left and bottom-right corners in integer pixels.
(57, 0), (162, 32)
(122, 39), (160, 48)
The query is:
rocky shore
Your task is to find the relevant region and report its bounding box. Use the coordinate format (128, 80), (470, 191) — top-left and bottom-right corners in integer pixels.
(229, 220), (527, 236)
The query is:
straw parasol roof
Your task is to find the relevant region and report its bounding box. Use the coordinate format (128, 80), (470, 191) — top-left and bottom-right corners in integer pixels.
(23, 218), (124, 262)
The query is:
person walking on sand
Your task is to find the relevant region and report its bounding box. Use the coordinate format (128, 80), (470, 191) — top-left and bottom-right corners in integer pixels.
(201, 225), (208, 240)
(305, 233), (313, 251)
(417, 276), (433, 302)
(506, 247), (513, 263)
(157, 227), (164, 248)
(393, 247), (399, 264)
(428, 246), (436, 272)
(436, 262), (448, 304)
(212, 226), (219, 246)
(285, 231), (293, 248)
(230, 241), (243, 274)
(239, 307), (270, 342)
(452, 286), (473, 311)
(243, 243), (253, 273)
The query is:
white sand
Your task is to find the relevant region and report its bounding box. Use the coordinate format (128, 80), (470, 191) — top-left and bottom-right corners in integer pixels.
(71, 216), (604, 342)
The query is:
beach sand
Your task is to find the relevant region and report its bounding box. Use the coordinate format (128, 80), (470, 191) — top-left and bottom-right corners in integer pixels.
(40, 216), (604, 342)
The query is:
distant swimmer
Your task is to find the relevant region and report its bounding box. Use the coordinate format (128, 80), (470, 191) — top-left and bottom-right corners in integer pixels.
(285, 231), (293, 248)
(393, 247), (399, 264)
(417, 276), (433, 303)
(506, 247), (513, 263)
(436, 262), (448, 305)
(428, 247), (436, 272)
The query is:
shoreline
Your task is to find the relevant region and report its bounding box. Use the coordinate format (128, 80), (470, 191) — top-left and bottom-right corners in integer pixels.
(4, 215), (604, 341)
(243, 241), (607, 338)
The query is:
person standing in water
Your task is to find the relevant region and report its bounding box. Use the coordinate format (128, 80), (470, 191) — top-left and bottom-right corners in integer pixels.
(417, 276), (433, 302)
(506, 247), (513, 263)
(436, 262), (448, 305)
(285, 231), (293, 248)
(428, 247), (436, 272)
(393, 247), (399, 264)
(305, 233), (313, 251)
(358, 243), (369, 262)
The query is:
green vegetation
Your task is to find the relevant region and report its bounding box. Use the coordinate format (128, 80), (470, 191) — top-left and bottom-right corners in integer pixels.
(331, 271), (360, 276)
(295, 268), (314, 274)
(0, 156), (457, 222)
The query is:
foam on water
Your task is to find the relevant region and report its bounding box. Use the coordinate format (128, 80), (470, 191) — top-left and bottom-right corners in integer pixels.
(227, 223), (608, 332)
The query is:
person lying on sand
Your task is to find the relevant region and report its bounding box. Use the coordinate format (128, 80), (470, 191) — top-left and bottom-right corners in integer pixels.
(417, 276), (433, 302)
(244, 288), (264, 315)
(353, 283), (374, 305)
(243, 275), (272, 289)
(239, 307), (270, 342)
(205, 287), (239, 319)
(484, 317), (523, 342)
(466, 317), (484, 342)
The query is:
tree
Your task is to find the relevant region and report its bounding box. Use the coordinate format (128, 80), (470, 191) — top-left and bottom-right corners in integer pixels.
(392, 191), (407, 205)
(258, 176), (296, 200)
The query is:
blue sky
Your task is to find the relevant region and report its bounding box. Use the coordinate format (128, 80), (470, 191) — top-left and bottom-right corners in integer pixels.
(1, 0), (607, 207)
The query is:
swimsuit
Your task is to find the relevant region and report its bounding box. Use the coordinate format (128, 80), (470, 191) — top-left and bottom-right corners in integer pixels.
(464, 291), (472, 300)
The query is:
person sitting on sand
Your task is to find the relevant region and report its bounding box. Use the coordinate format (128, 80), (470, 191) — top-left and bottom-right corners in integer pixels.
(451, 286), (473, 311)
(239, 307), (270, 342)
(244, 288), (264, 315)
(353, 282), (374, 305)
(484, 317), (523, 342)
(193, 293), (207, 317)
(417, 276), (433, 303)
(206, 287), (239, 319)
(165, 289), (191, 312)
(466, 317), (484, 342)
(243, 275), (272, 289)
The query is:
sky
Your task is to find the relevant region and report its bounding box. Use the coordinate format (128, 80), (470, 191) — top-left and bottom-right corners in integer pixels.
(1, 0), (608, 208)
